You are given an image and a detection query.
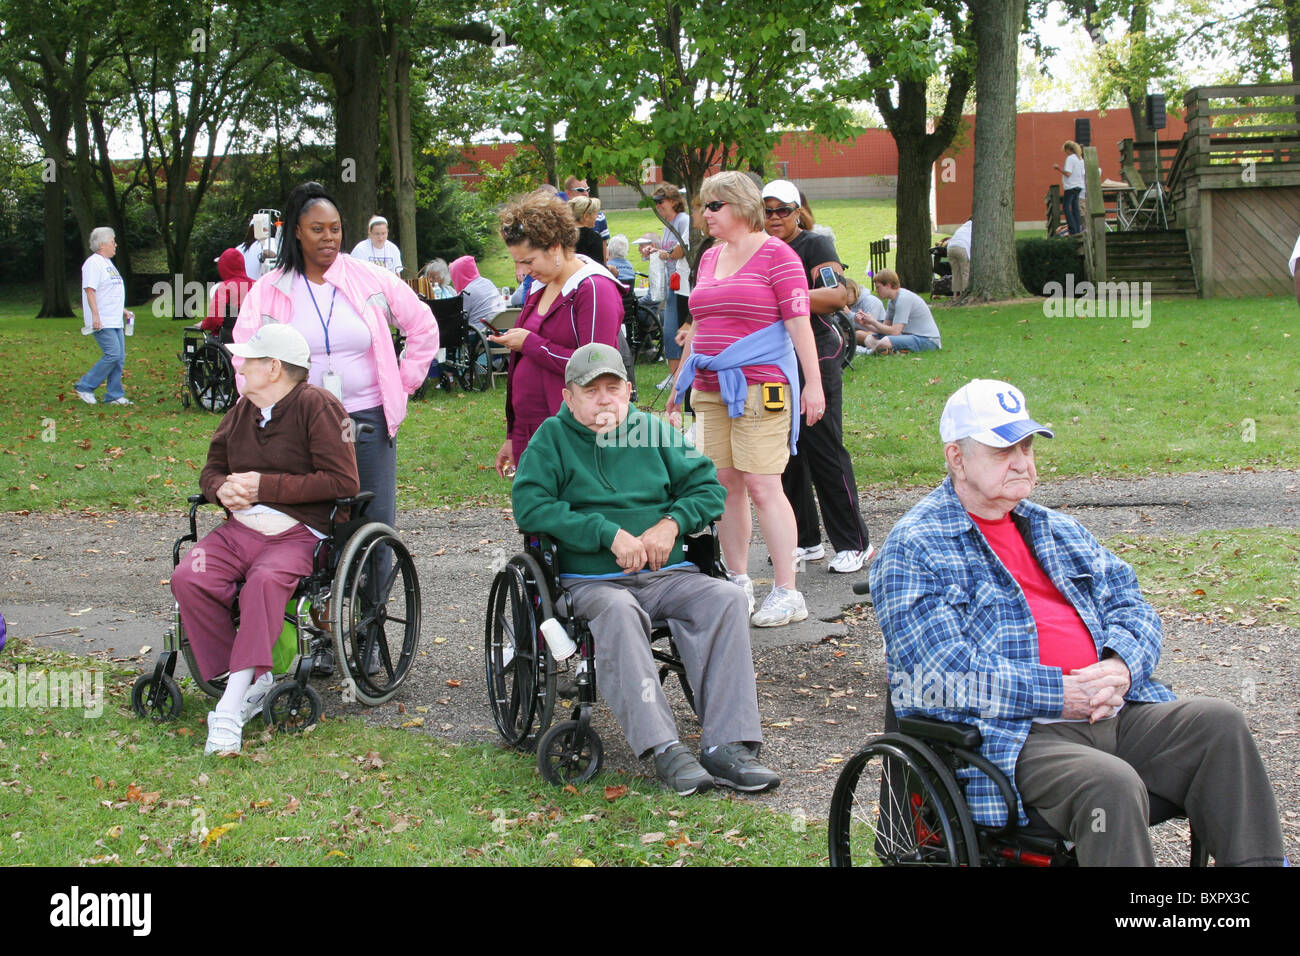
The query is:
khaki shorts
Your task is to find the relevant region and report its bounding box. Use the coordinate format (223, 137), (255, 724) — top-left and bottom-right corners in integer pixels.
(693, 383), (791, 474)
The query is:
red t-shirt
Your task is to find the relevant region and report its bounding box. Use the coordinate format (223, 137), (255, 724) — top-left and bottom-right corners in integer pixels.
(970, 512), (1099, 674)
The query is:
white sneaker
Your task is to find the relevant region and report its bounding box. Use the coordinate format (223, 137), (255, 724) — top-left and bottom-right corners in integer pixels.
(794, 543), (825, 562)
(107, 397), (134, 406)
(239, 671), (275, 724)
(728, 572), (755, 614)
(75, 389), (96, 404)
(751, 586), (808, 628)
(204, 711), (244, 755)
(828, 548), (874, 574)
(655, 376), (673, 391)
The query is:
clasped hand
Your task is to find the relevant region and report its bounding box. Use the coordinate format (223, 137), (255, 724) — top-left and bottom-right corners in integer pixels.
(216, 471), (261, 510)
(610, 518), (677, 574)
(1061, 657), (1131, 723)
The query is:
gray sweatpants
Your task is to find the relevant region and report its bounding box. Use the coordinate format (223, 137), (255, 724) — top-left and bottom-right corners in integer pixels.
(1015, 697), (1285, 866)
(564, 566), (763, 759)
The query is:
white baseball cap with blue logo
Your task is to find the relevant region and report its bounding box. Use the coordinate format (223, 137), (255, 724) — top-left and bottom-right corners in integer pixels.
(940, 379), (1054, 447)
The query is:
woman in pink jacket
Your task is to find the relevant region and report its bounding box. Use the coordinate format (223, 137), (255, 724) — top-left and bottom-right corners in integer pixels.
(233, 182), (438, 535)
(491, 191), (624, 476)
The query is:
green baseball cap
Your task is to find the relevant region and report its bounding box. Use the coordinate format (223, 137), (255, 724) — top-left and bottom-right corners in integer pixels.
(565, 342), (627, 386)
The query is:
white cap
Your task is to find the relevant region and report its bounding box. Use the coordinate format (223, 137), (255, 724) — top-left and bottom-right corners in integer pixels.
(940, 379), (1054, 447)
(761, 180), (801, 205)
(227, 323), (311, 368)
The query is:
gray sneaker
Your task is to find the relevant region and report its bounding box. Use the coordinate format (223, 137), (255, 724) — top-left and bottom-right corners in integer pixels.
(654, 743), (715, 796)
(701, 742), (781, 792)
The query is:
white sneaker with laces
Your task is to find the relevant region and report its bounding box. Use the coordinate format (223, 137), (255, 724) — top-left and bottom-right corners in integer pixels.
(751, 586), (808, 628)
(794, 543), (825, 562)
(107, 397), (134, 406)
(655, 375), (673, 391)
(204, 711), (244, 755)
(75, 389), (96, 404)
(728, 572), (755, 614)
(829, 546), (876, 574)
(239, 671), (275, 724)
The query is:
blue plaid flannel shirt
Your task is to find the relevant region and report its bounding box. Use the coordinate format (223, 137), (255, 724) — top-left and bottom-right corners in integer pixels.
(869, 478), (1174, 827)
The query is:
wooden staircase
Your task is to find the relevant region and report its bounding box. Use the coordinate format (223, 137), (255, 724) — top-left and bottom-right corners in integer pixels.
(1103, 230), (1198, 297)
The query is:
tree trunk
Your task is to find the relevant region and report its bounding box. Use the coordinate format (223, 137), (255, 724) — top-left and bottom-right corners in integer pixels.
(333, 7), (382, 247)
(893, 131), (936, 293)
(967, 0), (1027, 301)
(385, 36), (417, 275)
(38, 176), (74, 318)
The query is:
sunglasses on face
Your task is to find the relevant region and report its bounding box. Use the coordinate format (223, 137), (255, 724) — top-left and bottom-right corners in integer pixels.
(572, 186), (589, 194)
(652, 195), (668, 204)
(764, 205), (798, 219)
(703, 200), (728, 212)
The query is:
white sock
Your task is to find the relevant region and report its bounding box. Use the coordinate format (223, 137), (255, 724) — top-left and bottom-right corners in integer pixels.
(215, 667), (255, 716)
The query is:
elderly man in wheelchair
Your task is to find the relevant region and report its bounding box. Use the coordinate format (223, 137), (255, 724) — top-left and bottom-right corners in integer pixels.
(845, 379), (1286, 866)
(507, 343), (778, 795)
(168, 325), (360, 755)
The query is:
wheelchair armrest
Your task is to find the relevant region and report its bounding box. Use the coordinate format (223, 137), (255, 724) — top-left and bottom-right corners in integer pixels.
(176, 493), (222, 568)
(329, 491), (375, 535)
(681, 523), (724, 577)
(897, 715), (983, 751)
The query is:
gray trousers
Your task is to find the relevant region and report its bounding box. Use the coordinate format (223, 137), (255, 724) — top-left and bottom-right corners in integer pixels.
(1015, 698), (1285, 866)
(565, 566), (763, 759)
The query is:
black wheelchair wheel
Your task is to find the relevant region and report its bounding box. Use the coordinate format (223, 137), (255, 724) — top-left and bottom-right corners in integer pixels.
(330, 523), (422, 706)
(484, 554), (556, 749)
(828, 738), (976, 867)
(459, 332), (491, 392)
(263, 682), (322, 732)
(187, 341), (236, 413)
(537, 719), (603, 786)
(131, 672), (183, 722)
(627, 302), (664, 364)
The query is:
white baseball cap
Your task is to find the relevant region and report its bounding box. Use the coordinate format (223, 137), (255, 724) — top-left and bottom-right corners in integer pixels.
(940, 379), (1054, 447)
(761, 180), (801, 205)
(226, 323), (311, 368)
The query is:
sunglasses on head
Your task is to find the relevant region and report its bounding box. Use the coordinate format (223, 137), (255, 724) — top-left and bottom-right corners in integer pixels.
(703, 200), (728, 212)
(501, 221), (526, 243)
(764, 205), (798, 219)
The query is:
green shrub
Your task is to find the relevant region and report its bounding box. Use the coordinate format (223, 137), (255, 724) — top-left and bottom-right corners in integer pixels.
(1016, 238), (1084, 296)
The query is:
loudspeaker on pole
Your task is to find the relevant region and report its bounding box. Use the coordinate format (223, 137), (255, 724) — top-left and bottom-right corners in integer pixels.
(1145, 94), (1167, 131)
(1074, 118), (1091, 147)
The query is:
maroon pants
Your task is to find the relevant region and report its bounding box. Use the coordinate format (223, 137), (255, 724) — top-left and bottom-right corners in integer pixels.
(170, 519), (316, 681)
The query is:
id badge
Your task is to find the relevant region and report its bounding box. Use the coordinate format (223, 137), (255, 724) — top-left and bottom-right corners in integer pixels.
(762, 382), (787, 411)
(322, 371), (344, 401)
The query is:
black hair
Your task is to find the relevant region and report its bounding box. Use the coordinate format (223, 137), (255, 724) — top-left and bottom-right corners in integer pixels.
(278, 181), (343, 276)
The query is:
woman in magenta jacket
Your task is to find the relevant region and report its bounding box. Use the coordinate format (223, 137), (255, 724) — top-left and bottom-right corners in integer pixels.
(233, 182), (438, 534)
(491, 191), (624, 476)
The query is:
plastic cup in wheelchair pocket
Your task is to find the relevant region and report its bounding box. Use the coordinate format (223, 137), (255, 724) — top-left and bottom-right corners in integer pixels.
(539, 617), (576, 661)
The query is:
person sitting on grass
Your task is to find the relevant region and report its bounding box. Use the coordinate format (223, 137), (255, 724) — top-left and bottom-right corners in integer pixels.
(512, 343), (780, 796)
(170, 324), (359, 756)
(857, 268), (942, 355)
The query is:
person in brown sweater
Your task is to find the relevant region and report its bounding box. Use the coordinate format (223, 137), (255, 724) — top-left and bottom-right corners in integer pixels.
(171, 324), (359, 755)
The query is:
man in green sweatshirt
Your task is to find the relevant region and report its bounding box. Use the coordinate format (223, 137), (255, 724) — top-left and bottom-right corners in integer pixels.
(512, 343), (779, 796)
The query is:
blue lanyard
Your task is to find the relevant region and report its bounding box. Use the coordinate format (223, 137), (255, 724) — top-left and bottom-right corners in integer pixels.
(305, 280), (337, 356)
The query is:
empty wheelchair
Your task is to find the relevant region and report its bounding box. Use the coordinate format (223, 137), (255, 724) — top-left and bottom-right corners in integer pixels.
(420, 293), (492, 394)
(827, 697), (1207, 867)
(180, 324), (237, 413)
(484, 530), (720, 785)
(132, 490), (422, 731)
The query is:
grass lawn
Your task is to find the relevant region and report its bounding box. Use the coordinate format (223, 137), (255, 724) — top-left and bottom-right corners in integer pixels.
(2, 278), (1294, 514)
(0, 638), (824, 866)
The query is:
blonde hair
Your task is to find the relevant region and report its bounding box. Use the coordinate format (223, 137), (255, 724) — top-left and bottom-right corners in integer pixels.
(1063, 141), (1083, 158)
(568, 196), (601, 222)
(700, 171), (765, 232)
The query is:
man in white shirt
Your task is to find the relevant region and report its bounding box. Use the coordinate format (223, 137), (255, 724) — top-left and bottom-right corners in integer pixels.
(946, 219), (972, 295)
(76, 227), (135, 406)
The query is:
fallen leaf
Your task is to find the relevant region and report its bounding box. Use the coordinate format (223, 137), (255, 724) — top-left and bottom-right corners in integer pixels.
(571, 857), (595, 867)
(106, 825), (123, 839)
(400, 718), (424, 728)
(445, 679), (462, 688)
(284, 796), (301, 815)
(603, 785), (628, 801)
(640, 831), (666, 845)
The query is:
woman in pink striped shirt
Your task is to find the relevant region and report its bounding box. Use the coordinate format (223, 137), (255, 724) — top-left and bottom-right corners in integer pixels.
(669, 172), (824, 628)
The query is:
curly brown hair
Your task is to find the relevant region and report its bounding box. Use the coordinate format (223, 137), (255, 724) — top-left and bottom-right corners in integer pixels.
(499, 192), (579, 251)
